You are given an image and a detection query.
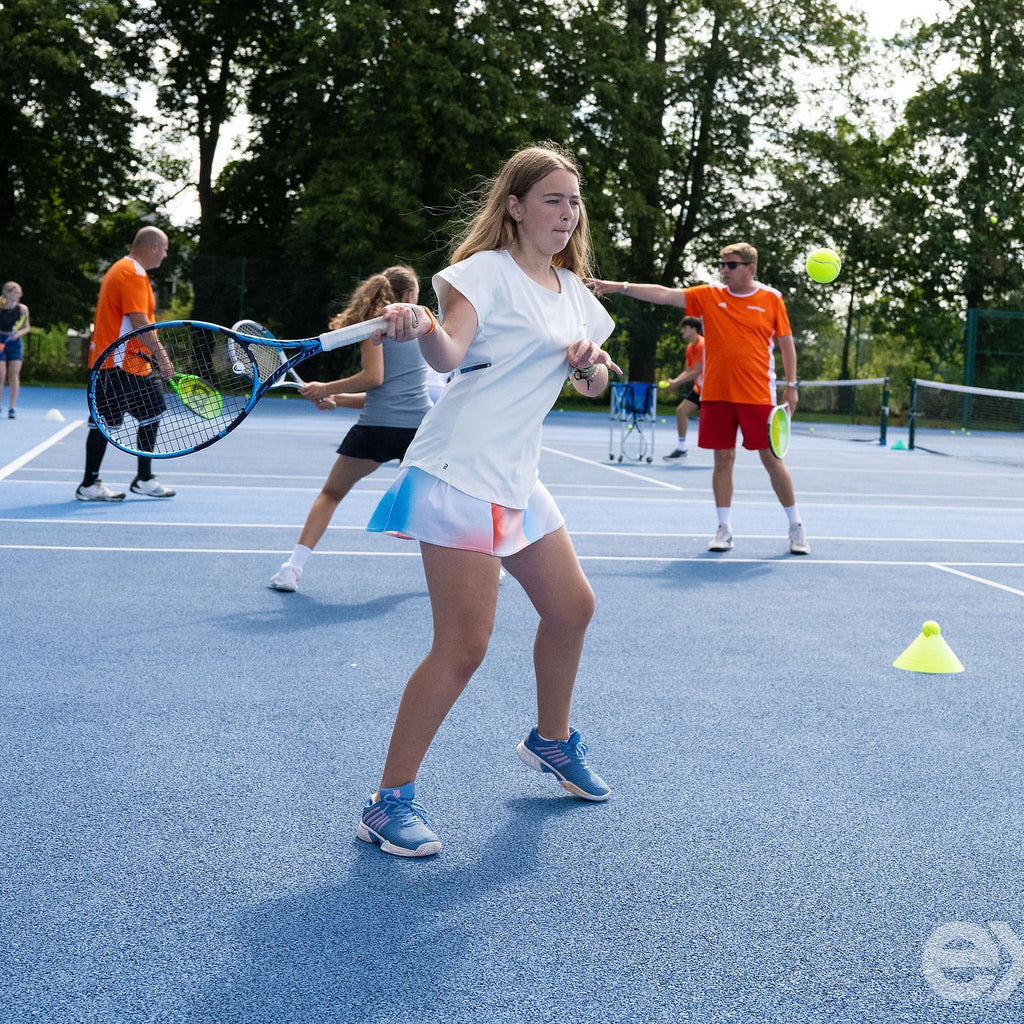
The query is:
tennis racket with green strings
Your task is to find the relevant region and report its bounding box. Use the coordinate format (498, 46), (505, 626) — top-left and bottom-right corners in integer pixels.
(88, 316), (386, 458)
(767, 402), (791, 458)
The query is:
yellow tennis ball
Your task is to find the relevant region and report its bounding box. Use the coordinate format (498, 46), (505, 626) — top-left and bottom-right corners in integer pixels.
(806, 248), (841, 284)
(922, 620), (941, 637)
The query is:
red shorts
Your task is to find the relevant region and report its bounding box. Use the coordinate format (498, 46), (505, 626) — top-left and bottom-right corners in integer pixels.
(698, 400), (772, 450)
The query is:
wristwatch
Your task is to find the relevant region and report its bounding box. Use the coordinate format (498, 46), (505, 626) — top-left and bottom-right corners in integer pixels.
(785, 379), (800, 388)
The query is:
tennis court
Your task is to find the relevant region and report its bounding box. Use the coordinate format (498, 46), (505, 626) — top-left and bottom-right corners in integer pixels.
(3, 384), (1024, 1023)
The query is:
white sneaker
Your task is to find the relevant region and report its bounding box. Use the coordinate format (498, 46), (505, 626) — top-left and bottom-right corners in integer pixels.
(269, 563), (301, 592)
(131, 476), (176, 498)
(708, 525), (734, 551)
(789, 523), (810, 555)
(76, 480), (126, 502)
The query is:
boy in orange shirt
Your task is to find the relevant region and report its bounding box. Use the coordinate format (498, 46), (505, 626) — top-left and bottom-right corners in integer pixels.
(588, 242), (809, 554)
(660, 314), (705, 460)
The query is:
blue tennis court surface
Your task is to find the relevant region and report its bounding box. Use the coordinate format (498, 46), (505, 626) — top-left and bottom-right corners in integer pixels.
(3, 386), (1024, 1023)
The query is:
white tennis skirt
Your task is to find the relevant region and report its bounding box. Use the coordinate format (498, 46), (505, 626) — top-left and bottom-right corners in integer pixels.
(367, 466), (564, 557)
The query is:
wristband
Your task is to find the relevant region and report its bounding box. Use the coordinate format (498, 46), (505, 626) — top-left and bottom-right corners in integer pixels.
(418, 306), (439, 335)
(622, 282), (630, 295)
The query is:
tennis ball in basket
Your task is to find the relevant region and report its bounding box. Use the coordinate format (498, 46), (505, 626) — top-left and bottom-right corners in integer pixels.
(806, 248), (841, 284)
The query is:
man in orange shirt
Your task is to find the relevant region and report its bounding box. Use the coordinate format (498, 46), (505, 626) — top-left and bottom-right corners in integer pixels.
(588, 242), (809, 554)
(660, 315), (705, 461)
(77, 227), (177, 501)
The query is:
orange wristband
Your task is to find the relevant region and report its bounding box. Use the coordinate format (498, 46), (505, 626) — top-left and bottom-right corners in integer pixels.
(418, 306), (439, 335)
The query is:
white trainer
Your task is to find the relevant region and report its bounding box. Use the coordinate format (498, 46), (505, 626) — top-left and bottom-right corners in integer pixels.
(789, 523), (810, 555)
(75, 480), (126, 502)
(708, 525), (734, 551)
(269, 563), (301, 592)
(130, 476), (176, 498)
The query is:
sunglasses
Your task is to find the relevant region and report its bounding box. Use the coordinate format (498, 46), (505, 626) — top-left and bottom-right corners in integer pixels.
(720, 261), (751, 269)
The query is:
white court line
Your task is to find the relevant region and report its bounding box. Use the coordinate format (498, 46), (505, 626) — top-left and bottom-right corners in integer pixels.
(6, 477), (1022, 513)
(0, 421), (85, 481)
(4, 543), (1024, 571)
(929, 563), (1024, 597)
(5, 518), (1024, 546)
(542, 444), (685, 491)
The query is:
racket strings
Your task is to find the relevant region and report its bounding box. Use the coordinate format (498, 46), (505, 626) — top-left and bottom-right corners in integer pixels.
(91, 323), (255, 456)
(231, 321), (285, 385)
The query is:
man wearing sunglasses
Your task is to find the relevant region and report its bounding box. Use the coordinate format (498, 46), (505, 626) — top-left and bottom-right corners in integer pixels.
(587, 242), (809, 555)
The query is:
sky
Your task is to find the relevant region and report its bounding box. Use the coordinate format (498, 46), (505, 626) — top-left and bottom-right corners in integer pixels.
(844, 0), (946, 38)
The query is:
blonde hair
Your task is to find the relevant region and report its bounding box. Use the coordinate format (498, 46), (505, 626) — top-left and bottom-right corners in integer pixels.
(449, 142), (595, 278)
(720, 242), (758, 266)
(328, 265), (419, 329)
(1, 281), (21, 309)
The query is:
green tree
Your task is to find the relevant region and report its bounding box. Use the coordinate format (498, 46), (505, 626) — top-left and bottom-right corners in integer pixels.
(898, 0), (1024, 314)
(0, 0), (149, 325)
(137, 0), (298, 320)
(570, 0), (862, 381)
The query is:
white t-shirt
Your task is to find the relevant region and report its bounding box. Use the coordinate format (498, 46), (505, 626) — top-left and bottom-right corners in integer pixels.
(401, 249), (614, 508)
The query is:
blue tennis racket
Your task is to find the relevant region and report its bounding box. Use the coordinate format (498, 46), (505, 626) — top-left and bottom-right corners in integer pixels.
(87, 316), (386, 458)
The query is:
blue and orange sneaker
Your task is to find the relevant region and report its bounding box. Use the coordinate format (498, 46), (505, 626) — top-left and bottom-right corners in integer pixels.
(516, 727), (611, 801)
(357, 782), (441, 857)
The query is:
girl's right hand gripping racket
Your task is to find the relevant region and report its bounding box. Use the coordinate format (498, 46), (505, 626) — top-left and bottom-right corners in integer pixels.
(87, 316), (385, 458)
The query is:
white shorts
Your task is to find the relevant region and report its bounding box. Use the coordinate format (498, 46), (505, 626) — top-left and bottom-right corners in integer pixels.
(367, 466), (564, 557)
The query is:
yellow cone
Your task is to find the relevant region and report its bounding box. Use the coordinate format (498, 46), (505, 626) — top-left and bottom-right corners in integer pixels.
(893, 620), (964, 674)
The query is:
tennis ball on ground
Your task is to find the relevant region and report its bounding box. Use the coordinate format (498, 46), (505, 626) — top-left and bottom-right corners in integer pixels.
(806, 248), (841, 284)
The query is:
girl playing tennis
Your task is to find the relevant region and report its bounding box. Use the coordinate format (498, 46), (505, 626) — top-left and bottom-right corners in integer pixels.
(358, 142), (620, 857)
(267, 266), (431, 592)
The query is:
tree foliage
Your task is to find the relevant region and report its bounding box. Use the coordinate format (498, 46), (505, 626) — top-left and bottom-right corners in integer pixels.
(9, 0), (1024, 394)
(0, 0), (149, 323)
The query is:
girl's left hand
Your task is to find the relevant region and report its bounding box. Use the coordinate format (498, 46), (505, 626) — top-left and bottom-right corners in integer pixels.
(567, 338), (622, 376)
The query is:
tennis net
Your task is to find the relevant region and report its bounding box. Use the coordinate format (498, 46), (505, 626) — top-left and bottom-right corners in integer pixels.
(909, 379), (1024, 464)
(790, 377), (889, 444)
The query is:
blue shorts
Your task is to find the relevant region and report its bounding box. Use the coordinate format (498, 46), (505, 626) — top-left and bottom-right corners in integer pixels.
(0, 337), (23, 362)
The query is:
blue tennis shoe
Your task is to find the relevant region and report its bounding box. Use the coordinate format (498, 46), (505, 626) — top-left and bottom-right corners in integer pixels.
(357, 782), (441, 857)
(516, 727), (611, 801)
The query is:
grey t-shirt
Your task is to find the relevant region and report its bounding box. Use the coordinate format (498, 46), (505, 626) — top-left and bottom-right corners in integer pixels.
(359, 335), (432, 428)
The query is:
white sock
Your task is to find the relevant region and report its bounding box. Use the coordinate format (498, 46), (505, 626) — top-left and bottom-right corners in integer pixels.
(288, 543), (313, 570)
(783, 506), (801, 527)
(536, 730), (566, 743)
(716, 507), (731, 529)
(677, 438), (687, 450)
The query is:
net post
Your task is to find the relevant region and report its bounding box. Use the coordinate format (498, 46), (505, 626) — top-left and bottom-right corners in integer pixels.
(908, 379), (918, 450)
(880, 379), (889, 446)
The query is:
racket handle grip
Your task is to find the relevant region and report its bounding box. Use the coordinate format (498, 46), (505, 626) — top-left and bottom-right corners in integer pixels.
(319, 316), (387, 351)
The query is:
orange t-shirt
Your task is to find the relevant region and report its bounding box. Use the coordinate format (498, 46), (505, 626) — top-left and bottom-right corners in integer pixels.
(685, 336), (705, 394)
(683, 283), (791, 404)
(88, 256), (156, 375)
